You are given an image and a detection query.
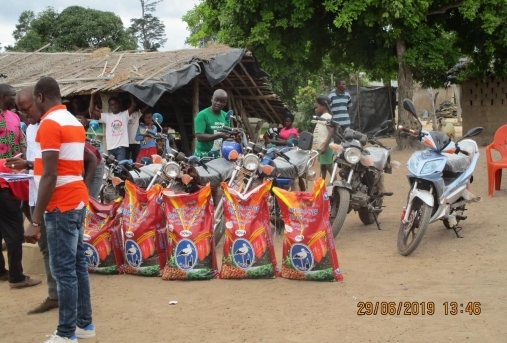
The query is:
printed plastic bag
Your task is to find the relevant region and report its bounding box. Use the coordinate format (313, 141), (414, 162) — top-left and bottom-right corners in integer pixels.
(122, 181), (166, 277)
(83, 197), (124, 274)
(273, 178), (343, 281)
(220, 180), (278, 279)
(161, 183), (218, 280)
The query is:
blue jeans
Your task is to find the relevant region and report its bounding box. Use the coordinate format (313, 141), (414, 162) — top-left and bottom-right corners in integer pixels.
(108, 146), (127, 161)
(30, 207), (57, 300)
(89, 160), (104, 199)
(45, 208), (92, 338)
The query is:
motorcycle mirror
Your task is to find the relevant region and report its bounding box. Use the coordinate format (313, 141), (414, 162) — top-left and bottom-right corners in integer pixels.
(153, 113), (163, 125)
(402, 99), (418, 119)
(225, 110), (234, 121)
(380, 120), (393, 130)
(460, 126), (483, 141)
(89, 120), (100, 132)
(20, 122), (27, 134)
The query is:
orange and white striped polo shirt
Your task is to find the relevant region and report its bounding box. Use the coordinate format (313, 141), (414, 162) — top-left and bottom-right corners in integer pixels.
(34, 104), (89, 212)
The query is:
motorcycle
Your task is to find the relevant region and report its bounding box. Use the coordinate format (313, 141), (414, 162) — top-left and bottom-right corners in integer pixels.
(199, 124), (267, 246)
(258, 131), (319, 234)
(140, 148), (209, 193)
(397, 99), (483, 256)
(313, 116), (395, 238)
(99, 153), (141, 203)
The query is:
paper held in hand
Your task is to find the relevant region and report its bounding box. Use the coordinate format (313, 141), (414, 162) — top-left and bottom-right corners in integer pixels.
(0, 173), (34, 182)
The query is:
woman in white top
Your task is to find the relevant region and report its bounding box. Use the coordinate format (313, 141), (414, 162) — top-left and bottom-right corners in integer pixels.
(313, 95), (335, 179)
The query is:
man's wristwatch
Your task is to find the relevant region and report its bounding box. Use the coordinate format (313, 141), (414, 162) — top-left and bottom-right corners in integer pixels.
(26, 161), (34, 170)
(32, 222), (41, 227)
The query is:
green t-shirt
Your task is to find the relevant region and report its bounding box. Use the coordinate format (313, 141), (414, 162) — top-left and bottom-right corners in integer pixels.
(193, 107), (230, 157)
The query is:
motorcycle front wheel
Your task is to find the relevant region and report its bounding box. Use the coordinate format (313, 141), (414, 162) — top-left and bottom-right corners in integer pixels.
(397, 198), (432, 256)
(330, 188), (351, 238)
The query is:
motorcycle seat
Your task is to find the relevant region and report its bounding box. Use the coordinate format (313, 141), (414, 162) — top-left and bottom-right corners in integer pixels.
(365, 146), (390, 170)
(442, 153), (469, 173)
(272, 150), (310, 179)
(195, 158), (235, 187)
(129, 164), (160, 188)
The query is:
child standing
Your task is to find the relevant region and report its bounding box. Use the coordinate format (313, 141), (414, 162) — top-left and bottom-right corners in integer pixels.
(313, 95), (335, 180)
(135, 111), (158, 163)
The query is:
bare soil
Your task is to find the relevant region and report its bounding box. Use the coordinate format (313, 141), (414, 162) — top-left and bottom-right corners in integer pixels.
(2, 126), (507, 343)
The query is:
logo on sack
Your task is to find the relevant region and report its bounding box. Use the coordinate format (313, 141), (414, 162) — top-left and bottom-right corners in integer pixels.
(232, 239), (255, 270)
(295, 235), (304, 242)
(323, 193), (329, 200)
(180, 230), (192, 238)
(175, 239), (197, 271)
(83, 234), (91, 241)
(290, 243), (314, 273)
(125, 231), (134, 238)
(235, 230), (246, 237)
(84, 243), (100, 268)
(125, 240), (142, 268)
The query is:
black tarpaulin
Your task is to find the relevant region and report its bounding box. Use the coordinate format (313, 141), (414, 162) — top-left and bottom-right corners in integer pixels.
(121, 81), (172, 107)
(201, 48), (245, 86)
(120, 48), (246, 107)
(347, 85), (397, 136)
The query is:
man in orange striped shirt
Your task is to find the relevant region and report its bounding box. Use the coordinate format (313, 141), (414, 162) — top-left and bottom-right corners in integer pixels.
(25, 77), (94, 343)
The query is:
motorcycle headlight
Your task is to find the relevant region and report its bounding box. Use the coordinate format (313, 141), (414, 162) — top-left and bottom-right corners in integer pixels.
(162, 162), (180, 178)
(408, 157), (419, 174)
(243, 154), (260, 171)
(420, 159), (444, 174)
(344, 147), (361, 164)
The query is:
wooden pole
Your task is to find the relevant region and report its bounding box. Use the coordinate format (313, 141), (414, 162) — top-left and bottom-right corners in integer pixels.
(252, 119), (264, 144)
(109, 53), (125, 75)
(191, 77), (200, 153)
(453, 84), (462, 125)
(237, 99), (254, 139)
(227, 91), (239, 127)
(173, 102), (191, 156)
(356, 73), (360, 131)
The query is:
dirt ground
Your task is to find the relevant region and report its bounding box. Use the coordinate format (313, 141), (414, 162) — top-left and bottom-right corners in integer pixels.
(2, 123), (507, 343)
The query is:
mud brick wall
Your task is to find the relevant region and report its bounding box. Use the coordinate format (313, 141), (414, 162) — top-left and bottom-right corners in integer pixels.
(461, 77), (507, 146)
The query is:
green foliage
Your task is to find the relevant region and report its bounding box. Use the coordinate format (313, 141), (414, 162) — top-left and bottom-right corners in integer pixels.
(12, 11), (35, 41)
(7, 7), (137, 52)
(294, 81), (322, 133)
(185, 0), (507, 89)
(182, 5), (217, 47)
(129, 0), (167, 51)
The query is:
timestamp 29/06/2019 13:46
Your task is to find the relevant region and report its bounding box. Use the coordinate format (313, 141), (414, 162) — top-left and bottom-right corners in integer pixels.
(357, 302), (482, 316)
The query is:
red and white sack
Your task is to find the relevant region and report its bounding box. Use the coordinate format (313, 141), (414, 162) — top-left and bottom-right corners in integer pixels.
(273, 178), (343, 281)
(161, 183), (218, 280)
(122, 181), (166, 277)
(220, 180), (278, 279)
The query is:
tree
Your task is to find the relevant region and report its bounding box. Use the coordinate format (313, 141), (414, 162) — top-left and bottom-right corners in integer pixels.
(182, 5), (217, 47)
(184, 0), (506, 148)
(129, 0), (167, 51)
(12, 11), (35, 41)
(7, 7), (137, 52)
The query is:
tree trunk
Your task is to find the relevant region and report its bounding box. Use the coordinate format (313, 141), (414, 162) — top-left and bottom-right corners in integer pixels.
(395, 37), (419, 150)
(453, 84), (462, 126)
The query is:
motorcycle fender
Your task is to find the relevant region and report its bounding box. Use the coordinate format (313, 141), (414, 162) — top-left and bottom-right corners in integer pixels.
(331, 180), (352, 191)
(410, 188), (434, 207)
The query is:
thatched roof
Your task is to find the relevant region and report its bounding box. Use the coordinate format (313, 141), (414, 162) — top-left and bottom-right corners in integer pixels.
(0, 45), (290, 124)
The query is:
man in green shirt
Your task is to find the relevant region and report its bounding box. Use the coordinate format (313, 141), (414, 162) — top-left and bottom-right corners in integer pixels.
(193, 89), (230, 157)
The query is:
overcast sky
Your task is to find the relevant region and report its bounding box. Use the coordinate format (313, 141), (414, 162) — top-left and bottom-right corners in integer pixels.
(0, 0), (200, 51)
